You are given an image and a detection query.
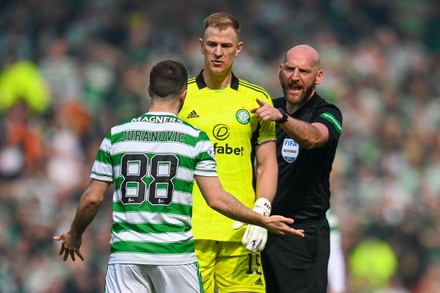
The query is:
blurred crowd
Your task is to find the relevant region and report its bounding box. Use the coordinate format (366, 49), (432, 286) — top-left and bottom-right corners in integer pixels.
(0, 0), (439, 292)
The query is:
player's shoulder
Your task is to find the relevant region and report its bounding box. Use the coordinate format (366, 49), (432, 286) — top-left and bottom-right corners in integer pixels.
(316, 96), (343, 120)
(186, 76), (206, 97)
(180, 119), (210, 138)
(180, 118), (199, 131)
(238, 78), (272, 99)
(313, 95), (343, 134)
(188, 76), (197, 85)
(109, 117), (135, 133)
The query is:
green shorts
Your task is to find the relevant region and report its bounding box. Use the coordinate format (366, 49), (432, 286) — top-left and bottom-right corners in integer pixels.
(195, 239), (266, 293)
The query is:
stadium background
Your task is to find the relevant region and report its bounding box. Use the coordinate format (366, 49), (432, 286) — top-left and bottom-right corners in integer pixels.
(0, 0), (439, 292)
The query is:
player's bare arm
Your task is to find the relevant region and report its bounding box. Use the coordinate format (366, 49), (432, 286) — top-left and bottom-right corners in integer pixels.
(254, 140), (277, 203)
(195, 175), (304, 237)
(54, 179), (111, 261)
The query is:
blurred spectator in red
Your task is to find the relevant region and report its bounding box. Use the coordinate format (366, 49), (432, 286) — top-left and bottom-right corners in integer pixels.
(0, 101), (45, 178)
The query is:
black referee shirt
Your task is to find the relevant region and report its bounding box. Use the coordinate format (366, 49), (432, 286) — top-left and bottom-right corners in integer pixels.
(272, 93), (343, 224)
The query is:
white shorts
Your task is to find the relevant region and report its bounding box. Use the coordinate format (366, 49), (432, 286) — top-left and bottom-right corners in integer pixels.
(328, 231), (346, 292)
(105, 263), (204, 293)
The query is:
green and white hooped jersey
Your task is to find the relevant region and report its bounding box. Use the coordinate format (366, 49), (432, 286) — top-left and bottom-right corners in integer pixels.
(91, 112), (217, 265)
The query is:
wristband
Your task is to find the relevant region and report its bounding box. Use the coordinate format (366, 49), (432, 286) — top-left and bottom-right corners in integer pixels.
(276, 108), (289, 124)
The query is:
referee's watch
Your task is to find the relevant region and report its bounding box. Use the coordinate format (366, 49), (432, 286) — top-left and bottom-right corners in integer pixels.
(276, 108), (289, 124)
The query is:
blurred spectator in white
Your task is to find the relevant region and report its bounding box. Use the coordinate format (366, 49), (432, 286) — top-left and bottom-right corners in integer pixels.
(39, 37), (82, 106)
(327, 209), (347, 293)
(45, 101), (89, 194)
(81, 41), (120, 114)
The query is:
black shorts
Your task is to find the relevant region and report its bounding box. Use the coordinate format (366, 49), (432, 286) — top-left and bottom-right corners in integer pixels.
(261, 218), (330, 293)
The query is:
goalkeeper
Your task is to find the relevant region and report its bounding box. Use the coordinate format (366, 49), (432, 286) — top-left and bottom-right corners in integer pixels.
(178, 12), (305, 293)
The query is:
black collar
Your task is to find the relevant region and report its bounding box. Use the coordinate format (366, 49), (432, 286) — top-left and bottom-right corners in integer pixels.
(195, 70), (240, 90)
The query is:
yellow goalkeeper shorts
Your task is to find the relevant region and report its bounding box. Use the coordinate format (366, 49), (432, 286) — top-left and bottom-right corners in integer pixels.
(195, 239), (266, 293)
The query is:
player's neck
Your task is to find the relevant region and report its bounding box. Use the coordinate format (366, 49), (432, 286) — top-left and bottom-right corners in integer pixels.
(203, 70), (232, 90)
(148, 101), (179, 115)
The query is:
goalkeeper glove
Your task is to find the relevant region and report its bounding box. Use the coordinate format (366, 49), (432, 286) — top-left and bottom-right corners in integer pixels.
(232, 198), (271, 252)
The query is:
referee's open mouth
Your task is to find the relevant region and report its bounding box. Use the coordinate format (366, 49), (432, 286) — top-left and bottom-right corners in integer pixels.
(287, 83), (302, 93)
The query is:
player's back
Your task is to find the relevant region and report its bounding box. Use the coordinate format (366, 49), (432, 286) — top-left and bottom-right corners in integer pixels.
(91, 112), (216, 265)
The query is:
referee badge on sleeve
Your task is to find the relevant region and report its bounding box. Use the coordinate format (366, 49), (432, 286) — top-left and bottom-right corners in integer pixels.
(281, 138), (299, 163)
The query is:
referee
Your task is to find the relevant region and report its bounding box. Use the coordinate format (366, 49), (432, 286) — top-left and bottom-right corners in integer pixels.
(251, 44), (343, 293)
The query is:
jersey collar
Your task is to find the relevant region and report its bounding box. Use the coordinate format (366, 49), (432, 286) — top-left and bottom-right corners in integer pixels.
(196, 70), (240, 90)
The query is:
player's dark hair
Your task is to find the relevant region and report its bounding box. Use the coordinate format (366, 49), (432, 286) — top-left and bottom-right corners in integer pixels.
(203, 12), (240, 37)
(149, 60), (188, 98)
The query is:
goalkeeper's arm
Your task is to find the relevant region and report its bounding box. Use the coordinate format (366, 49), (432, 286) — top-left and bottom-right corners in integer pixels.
(254, 140), (278, 204)
(234, 139), (278, 251)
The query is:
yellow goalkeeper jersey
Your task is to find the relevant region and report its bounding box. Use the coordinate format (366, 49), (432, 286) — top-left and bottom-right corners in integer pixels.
(178, 71), (276, 242)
